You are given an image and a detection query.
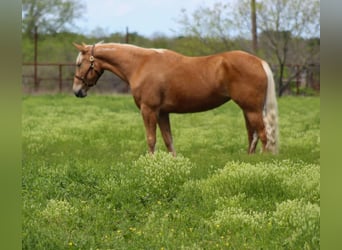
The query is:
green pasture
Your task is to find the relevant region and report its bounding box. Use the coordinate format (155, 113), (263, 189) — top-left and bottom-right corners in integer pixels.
(22, 95), (320, 249)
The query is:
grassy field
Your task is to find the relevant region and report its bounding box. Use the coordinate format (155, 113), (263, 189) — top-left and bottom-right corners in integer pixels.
(22, 95), (320, 249)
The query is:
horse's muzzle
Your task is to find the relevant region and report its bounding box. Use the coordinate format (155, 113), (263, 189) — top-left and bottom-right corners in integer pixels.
(74, 89), (87, 98)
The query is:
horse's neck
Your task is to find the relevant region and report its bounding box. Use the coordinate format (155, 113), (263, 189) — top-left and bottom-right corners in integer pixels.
(97, 44), (147, 82)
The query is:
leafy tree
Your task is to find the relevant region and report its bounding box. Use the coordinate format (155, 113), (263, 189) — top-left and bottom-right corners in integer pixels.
(256, 0), (320, 96)
(176, 2), (237, 54)
(22, 0), (85, 37)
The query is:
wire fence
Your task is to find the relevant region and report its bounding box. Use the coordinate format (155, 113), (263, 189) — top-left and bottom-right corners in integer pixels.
(22, 62), (319, 95)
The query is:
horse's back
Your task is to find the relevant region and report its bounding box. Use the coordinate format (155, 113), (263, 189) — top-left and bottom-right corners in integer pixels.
(133, 49), (268, 113)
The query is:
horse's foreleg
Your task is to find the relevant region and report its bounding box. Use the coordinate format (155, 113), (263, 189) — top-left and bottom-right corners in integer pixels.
(141, 105), (158, 154)
(158, 112), (176, 156)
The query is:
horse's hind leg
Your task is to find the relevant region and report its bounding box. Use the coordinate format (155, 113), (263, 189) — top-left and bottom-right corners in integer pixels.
(244, 112), (258, 153)
(243, 111), (267, 153)
(158, 112), (176, 156)
(141, 104), (158, 154)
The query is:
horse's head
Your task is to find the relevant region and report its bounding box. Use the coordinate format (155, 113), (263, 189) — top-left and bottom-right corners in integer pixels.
(73, 43), (104, 98)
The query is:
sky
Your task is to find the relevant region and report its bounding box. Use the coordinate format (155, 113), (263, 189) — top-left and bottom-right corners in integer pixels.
(73, 0), (218, 37)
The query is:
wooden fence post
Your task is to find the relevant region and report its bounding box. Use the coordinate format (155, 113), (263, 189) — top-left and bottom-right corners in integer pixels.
(34, 26), (39, 92)
(59, 64), (63, 92)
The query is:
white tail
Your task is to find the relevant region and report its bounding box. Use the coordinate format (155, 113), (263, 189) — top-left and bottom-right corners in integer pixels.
(261, 61), (279, 154)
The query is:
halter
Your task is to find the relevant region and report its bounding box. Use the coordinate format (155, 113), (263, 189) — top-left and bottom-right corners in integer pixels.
(74, 44), (104, 87)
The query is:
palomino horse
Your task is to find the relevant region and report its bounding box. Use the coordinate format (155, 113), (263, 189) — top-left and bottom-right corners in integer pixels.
(73, 42), (278, 155)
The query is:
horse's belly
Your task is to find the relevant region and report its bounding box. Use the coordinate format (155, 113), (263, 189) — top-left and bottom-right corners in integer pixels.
(163, 93), (230, 113)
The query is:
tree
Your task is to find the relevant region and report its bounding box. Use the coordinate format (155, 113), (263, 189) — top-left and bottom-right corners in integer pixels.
(176, 2), (237, 54)
(22, 0), (85, 37)
(256, 0), (320, 96)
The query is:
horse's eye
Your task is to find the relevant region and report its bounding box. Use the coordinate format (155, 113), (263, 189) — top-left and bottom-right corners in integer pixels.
(77, 63), (81, 67)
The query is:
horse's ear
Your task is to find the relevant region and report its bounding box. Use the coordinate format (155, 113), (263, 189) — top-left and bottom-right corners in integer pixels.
(73, 42), (86, 53)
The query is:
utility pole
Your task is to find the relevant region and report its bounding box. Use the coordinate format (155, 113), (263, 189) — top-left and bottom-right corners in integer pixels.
(251, 0), (258, 54)
(125, 26), (129, 44)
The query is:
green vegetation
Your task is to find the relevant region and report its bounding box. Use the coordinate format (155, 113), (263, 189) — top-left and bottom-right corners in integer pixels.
(22, 95), (319, 249)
